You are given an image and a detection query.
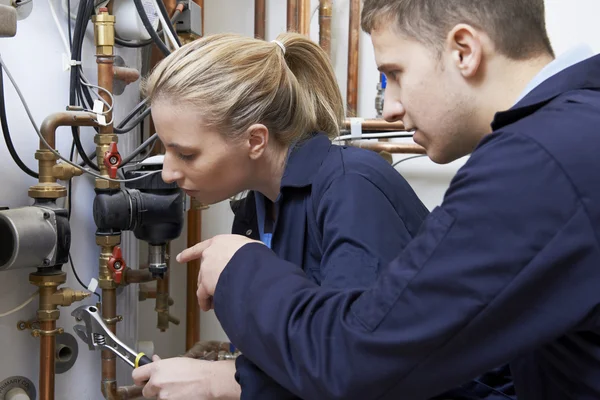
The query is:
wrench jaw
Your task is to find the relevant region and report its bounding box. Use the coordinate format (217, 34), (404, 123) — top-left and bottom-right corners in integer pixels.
(71, 304), (139, 368)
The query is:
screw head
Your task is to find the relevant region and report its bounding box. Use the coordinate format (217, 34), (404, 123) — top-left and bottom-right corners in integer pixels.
(17, 321), (27, 330)
(43, 211), (50, 219)
(109, 156), (118, 165)
(43, 259), (51, 266)
(113, 261), (122, 270)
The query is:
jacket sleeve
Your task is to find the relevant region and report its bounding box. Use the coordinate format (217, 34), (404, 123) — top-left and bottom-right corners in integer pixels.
(314, 173), (423, 289)
(214, 132), (600, 399)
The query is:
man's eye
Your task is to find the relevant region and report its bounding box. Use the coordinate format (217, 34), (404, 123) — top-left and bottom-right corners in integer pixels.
(177, 153), (195, 161)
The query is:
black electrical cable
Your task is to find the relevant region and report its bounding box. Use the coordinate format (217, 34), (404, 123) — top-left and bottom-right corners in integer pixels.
(114, 107), (152, 134)
(117, 98), (149, 128)
(69, 253), (101, 301)
(67, 0), (73, 49)
(133, 0), (171, 57)
(120, 133), (158, 167)
(0, 63), (39, 178)
(155, 1), (182, 47)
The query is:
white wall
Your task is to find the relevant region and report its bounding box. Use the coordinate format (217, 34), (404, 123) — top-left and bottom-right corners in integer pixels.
(0, 0), (141, 397)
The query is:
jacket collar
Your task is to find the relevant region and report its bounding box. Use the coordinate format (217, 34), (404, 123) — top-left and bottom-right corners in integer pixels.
(280, 133), (332, 189)
(492, 53), (600, 131)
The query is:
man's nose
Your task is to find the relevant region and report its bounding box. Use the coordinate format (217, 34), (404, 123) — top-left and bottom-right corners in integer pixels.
(382, 90), (406, 123)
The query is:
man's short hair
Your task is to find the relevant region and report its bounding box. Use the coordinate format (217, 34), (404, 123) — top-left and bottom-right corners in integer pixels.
(362, 0), (554, 59)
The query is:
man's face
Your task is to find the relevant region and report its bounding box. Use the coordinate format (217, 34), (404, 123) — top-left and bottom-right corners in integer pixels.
(371, 25), (482, 164)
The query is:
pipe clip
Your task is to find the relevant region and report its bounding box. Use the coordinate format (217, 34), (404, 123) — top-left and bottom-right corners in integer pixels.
(103, 315), (123, 325)
(103, 142), (122, 179)
(31, 327), (64, 337)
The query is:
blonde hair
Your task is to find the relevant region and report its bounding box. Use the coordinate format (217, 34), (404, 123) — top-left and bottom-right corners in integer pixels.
(143, 32), (344, 145)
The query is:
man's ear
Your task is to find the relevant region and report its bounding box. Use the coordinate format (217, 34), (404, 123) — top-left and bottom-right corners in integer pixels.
(446, 23), (483, 78)
(246, 124), (269, 160)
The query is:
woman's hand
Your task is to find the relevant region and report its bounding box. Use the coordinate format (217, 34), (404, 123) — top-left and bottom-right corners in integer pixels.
(132, 355), (240, 399)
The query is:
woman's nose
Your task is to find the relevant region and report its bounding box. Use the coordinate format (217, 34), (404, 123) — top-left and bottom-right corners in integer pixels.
(161, 154), (183, 185)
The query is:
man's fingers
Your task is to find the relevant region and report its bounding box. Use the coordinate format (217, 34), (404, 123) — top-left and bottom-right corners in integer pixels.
(197, 285), (213, 312)
(141, 380), (158, 399)
(132, 363), (153, 387)
(152, 354), (161, 362)
(176, 238), (212, 263)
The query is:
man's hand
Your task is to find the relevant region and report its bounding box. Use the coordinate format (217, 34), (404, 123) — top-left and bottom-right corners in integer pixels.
(132, 355), (240, 399)
(176, 234), (262, 311)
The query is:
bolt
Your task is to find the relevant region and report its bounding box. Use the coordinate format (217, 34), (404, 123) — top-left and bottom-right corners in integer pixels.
(17, 321), (27, 330)
(43, 211), (50, 219)
(43, 259), (51, 266)
(109, 156), (118, 165)
(113, 261), (122, 270)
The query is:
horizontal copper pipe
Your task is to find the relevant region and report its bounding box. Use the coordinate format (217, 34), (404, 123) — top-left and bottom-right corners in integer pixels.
(40, 111), (98, 149)
(123, 268), (155, 284)
(139, 287), (175, 306)
(117, 385), (144, 400)
(350, 141), (426, 154)
(342, 119), (406, 131)
(113, 66), (140, 85)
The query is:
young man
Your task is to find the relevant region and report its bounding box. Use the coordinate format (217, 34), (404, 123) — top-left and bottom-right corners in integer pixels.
(181, 0), (600, 399)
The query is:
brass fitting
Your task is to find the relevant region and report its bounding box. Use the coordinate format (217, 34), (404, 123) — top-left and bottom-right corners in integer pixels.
(94, 134), (120, 190)
(29, 271), (89, 337)
(28, 150), (66, 199)
(97, 236), (121, 290)
(52, 163), (84, 181)
(92, 9), (115, 56)
(50, 288), (91, 307)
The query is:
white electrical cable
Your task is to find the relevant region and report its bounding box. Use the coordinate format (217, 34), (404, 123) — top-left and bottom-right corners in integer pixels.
(333, 131), (416, 142)
(0, 55), (162, 183)
(150, 0), (180, 50)
(0, 291), (38, 318)
(48, 0), (72, 56)
(392, 154), (427, 168)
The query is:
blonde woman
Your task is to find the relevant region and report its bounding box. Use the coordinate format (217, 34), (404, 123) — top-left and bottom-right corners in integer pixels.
(132, 32), (428, 400)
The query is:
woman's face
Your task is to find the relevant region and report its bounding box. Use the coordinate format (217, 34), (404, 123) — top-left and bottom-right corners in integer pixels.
(153, 101), (255, 205)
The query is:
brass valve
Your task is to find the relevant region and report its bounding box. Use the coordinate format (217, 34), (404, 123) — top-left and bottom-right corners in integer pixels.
(50, 288), (91, 307)
(52, 163), (84, 181)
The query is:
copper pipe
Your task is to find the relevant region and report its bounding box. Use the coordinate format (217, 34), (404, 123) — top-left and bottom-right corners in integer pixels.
(298, 0), (310, 35)
(347, 0), (360, 116)
(113, 66), (140, 85)
(287, 0), (298, 32)
(97, 59), (114, 134)
(156, 274), (170, 331)
(254, 0), (266, 39)
(139, 287), (175, 306)
(342, 119), (406, 131)
(186, 203), (202, 350)
(123, 268), (155, 284)
(117, 386), (144, 400)
(39, 112), (98, 149)
(319, 0), (332, 56)
(350, 141), (426, 154)
(101, 285), (118, 400)
(39, 320), (56, 400)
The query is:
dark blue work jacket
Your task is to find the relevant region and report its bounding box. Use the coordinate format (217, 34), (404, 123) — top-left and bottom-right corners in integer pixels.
(215, 55), (600, 399)
(228, 134), (512, 399)
(229, 133), (428, 399)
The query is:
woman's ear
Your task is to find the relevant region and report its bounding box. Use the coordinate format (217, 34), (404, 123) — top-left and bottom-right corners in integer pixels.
(246, 124), (269, 160)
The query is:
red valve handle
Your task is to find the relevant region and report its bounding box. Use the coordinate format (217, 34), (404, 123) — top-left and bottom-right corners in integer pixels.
(107, 246), (126, 284)
(103, 142), (122, 179)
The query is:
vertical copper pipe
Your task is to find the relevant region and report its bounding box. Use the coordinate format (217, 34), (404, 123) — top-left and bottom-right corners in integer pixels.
(298, 0), (310, 36)
(319, 0), (332, 57)
(101, 285), (118, 399)
(156, 273), (170, 331)
(347, 0), (360, 116)
(254, 0), (266, 39)
(39, 319), (56, 400)
(287, 0), (298, 32)
(186, 203), (202, 350)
